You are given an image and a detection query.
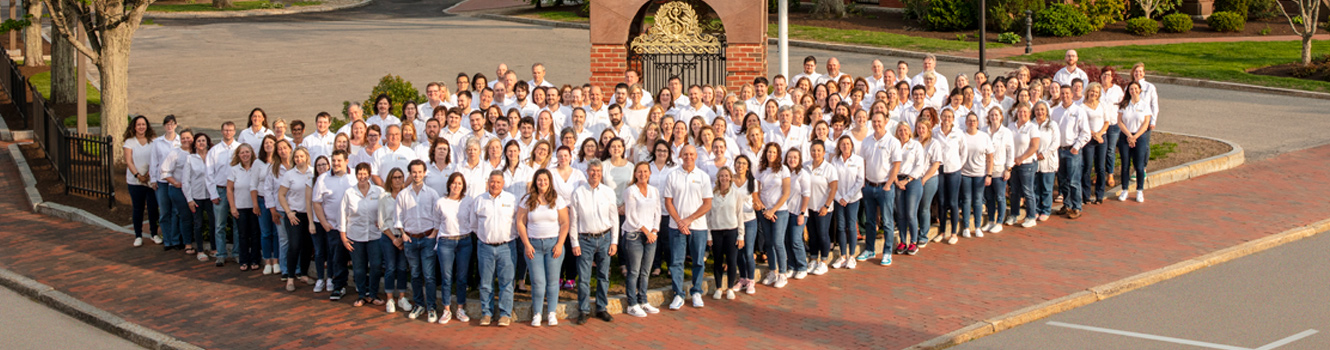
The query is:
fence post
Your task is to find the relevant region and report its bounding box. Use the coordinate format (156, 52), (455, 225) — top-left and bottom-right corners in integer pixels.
(105, 135), (115, 208)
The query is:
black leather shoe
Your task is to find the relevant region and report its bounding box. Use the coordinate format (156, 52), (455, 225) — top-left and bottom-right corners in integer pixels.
(574, 313), (589, 325)
(596, 311), (613, 322)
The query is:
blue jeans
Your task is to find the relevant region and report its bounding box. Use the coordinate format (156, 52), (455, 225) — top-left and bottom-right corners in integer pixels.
(273, 210), (290, 275)
(326, 228), (350, 289)
(190, 199), (213, 252)
(984, 175), (1008, 225)
(896, 179), (923, 245)
(1105, 125), (1121, 175)
(165, 185), (192, 247)
(311, 226), (328, 279)
(526, 237), (562, 316)
(860, 184), (896, 255)
(807, 208), (834, 260)
(916, 177), (939, 244)
(478, 241), (516, 318)
(212, 187), (236, 258)
(621, 231), (657, 306)
(738, 220), (757, 280)
(405, 236), (438, 311)
(127, 184), (158, 238)
(350, 238), (382, 300)
(437, 236), (473, 307)
(1011, 163), (1037, 220)
(668, 226), (709, 296)
(1035, 171), (1056, 216)
(576, 233), (612, 313)
(833, 201), (860, 257)
(379, 235), (408, 294)
(1058, 148), (1084, 211)
(757, 211), (789, 273)
(784, 212), (808, 272)
(156, 182), (177, 246)
(961, 176), (985, 230)
(1082, 139), (1108, 202)
(938, 171), (962, 235)
(1119, 130), (1150, 191)
(258, 198), (278, 260)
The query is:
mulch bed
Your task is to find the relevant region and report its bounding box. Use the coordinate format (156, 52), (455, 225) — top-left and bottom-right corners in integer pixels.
(1149, 131), (1231, 171)
(1249, 62), (1330, 83)
(780, 12), (1300, 47)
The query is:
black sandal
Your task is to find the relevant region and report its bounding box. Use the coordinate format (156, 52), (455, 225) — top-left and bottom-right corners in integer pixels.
(239, 265), (249, 272)
(184, 247), (196, 255)
(353, 298), (368, 307)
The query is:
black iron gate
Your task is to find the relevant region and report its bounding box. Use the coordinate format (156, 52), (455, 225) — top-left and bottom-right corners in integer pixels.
(627, 36), (727, 97)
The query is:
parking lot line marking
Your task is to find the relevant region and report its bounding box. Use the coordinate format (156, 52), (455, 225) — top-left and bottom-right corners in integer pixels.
(1046, 321), (1250, 350)
(1253, 329), (1318, 350)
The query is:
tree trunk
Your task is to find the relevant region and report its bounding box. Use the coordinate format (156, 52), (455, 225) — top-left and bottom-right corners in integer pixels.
(1303, 33), (1314, 66)
(214, 0), (233, 9)
(100, 28), (132, 165)
(22, 0), (43, 67)
(50, 5), (78, 104)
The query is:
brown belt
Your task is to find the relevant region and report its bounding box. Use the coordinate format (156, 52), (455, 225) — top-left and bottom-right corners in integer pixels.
(580, 229), (612, 237)
(405, 231), (430, 239)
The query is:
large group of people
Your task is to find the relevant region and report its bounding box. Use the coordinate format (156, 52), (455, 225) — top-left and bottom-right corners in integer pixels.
(122, 51), (1157, 327)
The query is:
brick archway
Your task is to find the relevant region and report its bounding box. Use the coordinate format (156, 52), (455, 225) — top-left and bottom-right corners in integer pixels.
(589, 0), (767, 99)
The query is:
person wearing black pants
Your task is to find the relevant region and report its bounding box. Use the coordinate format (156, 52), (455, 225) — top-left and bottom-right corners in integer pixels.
(707, 167), (743, 300)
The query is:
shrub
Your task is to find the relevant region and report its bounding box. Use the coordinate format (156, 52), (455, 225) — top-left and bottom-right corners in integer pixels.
(1246, 0), (1280, 20)
(1213, 0), (1247, 19)
(1034, 4), (1095, 37)
(1208, 11), (1245, 32)
(1076, 0), (1126, 30)
(923, 0), (979, 31)
(1126, 17), (1160, 36)
(903, 0), (930, 20)
(1290, 55), (1330, 79)
(1161, 13), (1193, 33)
(343, 75), (426, 119)
(1128, 0), (1182, 19)
(986, 0), (1046, 32)
(998, 31), (1022, 44)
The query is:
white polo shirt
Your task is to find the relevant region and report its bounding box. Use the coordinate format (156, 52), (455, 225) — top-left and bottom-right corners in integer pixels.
(468, 190), (518, 244)
(569, 182), (620, 247)
(312, 172), (355, 230)
(663, 165), (713, 230)
(861, 132), (902, 183)
(373, 144), (419, 179)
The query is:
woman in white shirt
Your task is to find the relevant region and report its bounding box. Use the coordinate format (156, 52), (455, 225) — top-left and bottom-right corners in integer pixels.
(958, 112), (994, 239)
(624, 85), (651, 131)
(830, 136), (863, 269)
(909, 121), (944, 255)
(434, 173), (474, 323)
(238, 108), (272, 151)
(1080, 82), (1112, 204)
(341, 163), (385, 307)
(1117, 81), (1153, 203)
(160, 129), (196, 253)
(982, 109), (1014, 234)
(376, 168), (410, 311)
(1007, 103), (1042, 228)
(516, 169), (570, 327)
(754, 142), (792, 288)
(280, 147), (316, 292)
(782, 148), (811, 280)
(1100, 68), (1125, 187)
(604, 138), (634, 208)
(803, 142), (839, 275)
(646, 140), (676, 278)
(630, 122), (661, 163)
(502, 140), (535, 203)
(184, 133), (216, 261)
(253, 136), (280, 274)
(123, 115), (161, 247)
(707, 167), (745, 301)
(422, 138), (454, 196)
(621, 162), (661, 317)
(227, 143), (263, 271)
(933, 109), (965, 245)
(1033, 102), (1060, 221)
(729, 155), (760, 293)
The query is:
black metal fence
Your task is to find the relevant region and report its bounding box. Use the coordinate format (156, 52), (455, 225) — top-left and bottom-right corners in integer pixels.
(627, 37), (728, 97)
(0, 52), (116, 208)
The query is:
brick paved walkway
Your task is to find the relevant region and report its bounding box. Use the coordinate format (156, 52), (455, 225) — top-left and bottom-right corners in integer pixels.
(1, 143), (1328, 349)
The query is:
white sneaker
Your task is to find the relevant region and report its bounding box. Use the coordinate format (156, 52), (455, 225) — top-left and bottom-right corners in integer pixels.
(313, 279), (326, 293)
(981, 223), (995, 232)
(669, 295), (685, 310)
(1005, 216), (1017, 226)
(846, 259), (857, 269)
(773, 275), (789, 288)
(712, 289), (723, 300)
(962, 229), (972, 238)
(133, 237), (143, 247)
(386, 299), (396, 313)
(398, 297), (413, 312)
(947, 235), (959, 245)
(151, 235), (163, 245)
(1021, 218), (1038, 228)
(725, 289), (735, 300)
(794, 270), (808, 280)
(831, 257), (846, 269)
(325, 278), (333, 290)
(1118, 190), (1129, 202)
(975, 230), (985, 238)
(990, 224), (1003, 233)
(760, 273), (775, 286)
(263, 264), (274, 275)
(1135, 191), (1145, 203)
(641, 303), (661, 314)
(455, 307), (470, 322)
(547, 312), (558, 326)
(691, 293), (704, 308)
(426, 310), (439, 323)
(437, 309), (451, 325)
(531, 314), (543, 327)
(626, 305), (648, 318)
(812, 262), (829, 275)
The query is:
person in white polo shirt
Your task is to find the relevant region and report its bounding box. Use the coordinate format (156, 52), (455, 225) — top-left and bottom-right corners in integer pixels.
(1051, 84), (1091, 219)
(466, 171), (519, 327)
(664, 145), (713, 310)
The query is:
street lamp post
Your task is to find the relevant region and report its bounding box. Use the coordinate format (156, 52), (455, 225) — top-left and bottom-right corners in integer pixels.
(778, 0), (789, 79)
(1025, 10), (1033, 54)
(978, 0), (986, 73)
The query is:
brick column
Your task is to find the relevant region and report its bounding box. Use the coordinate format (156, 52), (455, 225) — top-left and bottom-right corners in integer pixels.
(590, 44), (627, 102)
(725, 42), (768, 92)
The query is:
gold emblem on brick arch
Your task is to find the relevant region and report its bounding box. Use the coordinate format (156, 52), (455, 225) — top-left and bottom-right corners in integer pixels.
(630, 1), (722, 55)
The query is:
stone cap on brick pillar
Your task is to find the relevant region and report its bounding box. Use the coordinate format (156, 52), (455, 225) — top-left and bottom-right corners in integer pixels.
(589, 0), (768, 45)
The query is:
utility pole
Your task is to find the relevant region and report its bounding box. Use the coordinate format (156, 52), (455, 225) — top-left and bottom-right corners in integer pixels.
(778, 0), (788, 79)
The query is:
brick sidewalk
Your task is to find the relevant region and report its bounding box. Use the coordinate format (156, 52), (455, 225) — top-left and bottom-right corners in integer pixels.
(0, 143), (1327, 349)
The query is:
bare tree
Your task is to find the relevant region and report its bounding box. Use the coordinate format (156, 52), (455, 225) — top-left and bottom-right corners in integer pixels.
(50, 5), (79, 104)
(42, 0), (156, 164)
(22, 0), (42, 67)
(1137, 0), (1162, 19)
(1278, 0), (1323, 65)
(812, 0), (847, 18)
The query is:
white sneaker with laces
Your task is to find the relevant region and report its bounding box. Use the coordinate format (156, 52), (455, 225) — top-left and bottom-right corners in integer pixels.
(846, 258), (857, 269)
(426, 310), (439, 323)
(386, 299), (396, 313)
(398, 297), (413, 312)
(812, 262), (829, 275)
(151, 235), (163, 245)
(531, 314), (543, 327)
(981, 223), (995, 232)
(263, 264), (274, 275)
(962, 229), (972, 238)
(1136, 191), (1145, 203)
(1005, 216), (1018, 226)
(133, 238), (143, 247)
(437, 309), (452, 324)
(774, 275), (788, 288)
(313, 279), (326, 293)
(547, 313), (558, 326)
(1021, 218), (1038, 228)
(725, 289), (735, 300)
(831, 257), (846, 269)
(455, 307), (470, 322)
(627, 305), (647, 318)
(761, 273), (775, 286)
(641, 303), (661, 314)
(1118, 190), (1130, 201)
(990, 224), (1003, 233)
(691, 293), (704, 308)
(794, 270), (808, 280)
(975, 230), (985, 238)
(669, 295), (685, 310)
(712, 289), (723, 300)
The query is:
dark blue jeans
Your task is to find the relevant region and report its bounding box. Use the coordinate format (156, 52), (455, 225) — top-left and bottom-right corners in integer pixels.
(860, 184), (896, 255)
(1058, 148), (1084, 211)
(478, 241), (516, 318)
(1035, 171), (1056, 216)
(1011, 163), (1037, 220)
(258, 198), (278, 260)
(166, 186), (193, 247)
(437, 236), (473, 307)
(938, 171), (962, 235)
(1105, 125), (1121, 175)
(916, 177), (939, 244)
(379, 235), (408, 294)
(213, 187), (236, 258)
(576, 233), (612, 313)
(156, 182), (177, 246)
(833, 201), (860, 258)
(757, 211), (789, 273)
(1119, 130), (1150, 191)
(350, 238), (382, 300)
(984, 175), (1008, 225)
(190, 199), (213, 252)
(807, 208), (834, 260)
(668, 226), (709, 297)
(1082, 139), (1108, 202)
(405, 236), (438, 311)
(738, 220), (758, 280)
(621, 231), (657, 306)
(127, 184), (159, 238)
(961, 176), (985, 230)
(896, 179), (923, 245)
(325, 228), (350, 289)
(784, 212), (808, 272)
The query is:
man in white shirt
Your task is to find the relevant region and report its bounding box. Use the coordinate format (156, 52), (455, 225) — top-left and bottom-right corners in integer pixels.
(336, 104), (366, 137)
(858, 112), (902, 264)
(487, 63), (508, 89)
(678, 85), (719, 124)
(438, 109), (468, 163)
(510, 81), (538, 118)
(899, 86), (929, 127)
(467, 171), (518, 327)
(790, 55), (823, 89)
(471, 88), (496, 111)
(494, 82), (515, 109)
(567, 108), (595, 152)
(374, 125), (419, 186)
(897, 60), (911, 84)
(396, 160), (441, 322)
(528, 63), (555, 95)
(663, 145), (713, 310)
(1052, 50), (1088, 92)
(622, 70), (654, 107)
(311, 151), (355, 301)
(585, 86), (610, 127)
(911, 54), (950, 93)
(867, 59), (889, 95)
(767, 76), (794, 107)
(818, 57), (847, 86)
(769, 106), (806, 153)
(301, 112), (336, 168)
(208, 122), (239, 263)
(601, 104), (636, 147)
(668, 76), (690, 109)
(515, 117), (538, 160)
(568, 161), (619, 324)
(1051, 85), (1091, 218)
(419, 83), (454, 121)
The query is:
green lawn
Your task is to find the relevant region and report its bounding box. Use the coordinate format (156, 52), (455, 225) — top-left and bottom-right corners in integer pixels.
(533, 10), (586, 22)
(773, 24), (1007, 53)
(29, 71), (103, 127)
(1015, 40), (1330, 93)
(148, 0), (321, 12)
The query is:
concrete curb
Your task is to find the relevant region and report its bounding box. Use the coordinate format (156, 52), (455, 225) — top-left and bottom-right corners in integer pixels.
(469, 12), (1330, 101)
(1140, 132), (1245, 191)
(145, 0), (373, 19)
(7, 144), (134, 234)
(8, 144), (43, 211)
